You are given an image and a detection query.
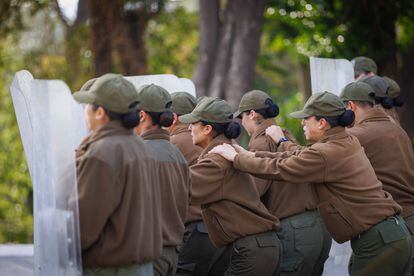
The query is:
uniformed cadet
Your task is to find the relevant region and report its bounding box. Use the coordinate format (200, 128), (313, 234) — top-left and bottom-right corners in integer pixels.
(73, 74), (161, 275)
(234, 90), (332, 276)
(352, 56), (377, 80)
(358, 75), (403, 126)
(340, 82), (414, 274)
(382, 76), (404, 124)
(134, 84), (191, 276)
(211, 91), (412, 276)
(166, 92), (222, 276)
(179, 97), (281, 276)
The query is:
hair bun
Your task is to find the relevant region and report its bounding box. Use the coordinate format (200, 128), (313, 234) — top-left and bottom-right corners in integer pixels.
(379, 97), (394, 109)
(159, 111), (174, 127)
(338, 110), (355, 127)
(121, 111), (140, 129)
(393, 95), (404, 107)
(224, 121), (241, 139)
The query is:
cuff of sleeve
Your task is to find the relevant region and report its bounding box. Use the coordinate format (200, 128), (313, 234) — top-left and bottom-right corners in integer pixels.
(278, 140), (294, 152)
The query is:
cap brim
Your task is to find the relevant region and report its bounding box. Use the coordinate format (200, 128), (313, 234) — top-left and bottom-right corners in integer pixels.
(179, 113), (200, 124)
(73, 90), (96, 104)
(289, 110), (311, 119)
(233, 110), (242, 118)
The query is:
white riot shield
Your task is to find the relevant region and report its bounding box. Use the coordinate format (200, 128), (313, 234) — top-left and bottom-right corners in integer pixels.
(310, 57), (354, 96)
(10, 70), (86, 276)
(125, 74), (197, 97)
(309, 58), (354, 275)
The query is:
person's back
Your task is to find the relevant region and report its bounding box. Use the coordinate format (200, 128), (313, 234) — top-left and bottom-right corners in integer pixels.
(77, 121), (162, 267)
(73, 74), (162, 275)
(135, 84), (190, 276)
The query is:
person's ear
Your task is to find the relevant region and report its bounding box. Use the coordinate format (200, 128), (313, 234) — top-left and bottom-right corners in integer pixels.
(348, 101), (357, 112)
(203, 124), (213, 136)
(95, 106), (107, 120)
(172, 113), (179, 125)
(139, 110), (147, 122)
(249, 110), (256, 120)
(318, 118), (329, 130)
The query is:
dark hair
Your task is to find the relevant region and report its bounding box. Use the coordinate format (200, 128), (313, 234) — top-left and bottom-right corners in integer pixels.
(147, 111), (174, 127)
(92, 103), (140, 129)
(201, 120), (241, 139)
(374, 96), (394, 109)
(393, 95), (404, 107)
(315, 110), (355, 127)
(255, 98), (279, 118)
(343, 100), (373, 108)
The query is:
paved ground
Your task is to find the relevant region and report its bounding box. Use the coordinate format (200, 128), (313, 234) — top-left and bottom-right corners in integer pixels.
(0, 245), (33, 276)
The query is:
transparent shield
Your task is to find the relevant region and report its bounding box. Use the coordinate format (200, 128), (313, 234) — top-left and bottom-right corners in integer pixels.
(10, 71), (86, 276)
(124, 74), (197, 96)
(310, 57), (354, 96)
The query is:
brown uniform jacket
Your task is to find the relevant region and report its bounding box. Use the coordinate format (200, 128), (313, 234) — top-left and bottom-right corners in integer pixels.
(142, 128), (191, 246)
(234, 127), (401, 243)
(190, 134), (279, 248)
(170, 123), (203, 223)
(347, 108), (414, 218)
(76, 121), (162, 268)
(248, 119), (317, 219)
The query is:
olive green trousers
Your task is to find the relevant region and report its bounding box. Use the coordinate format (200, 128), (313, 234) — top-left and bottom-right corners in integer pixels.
(277, 210), (332, 276)
(83, 262), (153, 276)
(350, 214), (412, 276)
(404, 214), (414, 276)
(154, 246), (178, 276)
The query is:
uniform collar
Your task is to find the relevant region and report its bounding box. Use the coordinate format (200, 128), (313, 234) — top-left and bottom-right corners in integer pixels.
(76, 120), (132, 158)
(170, 123), (190, 136)
(141, 127), (170, 141)
(356, 108), (390, 125)
(318, 126), (348, 143)
(199, 134), (232, 159)
(250, 118), (277, 141)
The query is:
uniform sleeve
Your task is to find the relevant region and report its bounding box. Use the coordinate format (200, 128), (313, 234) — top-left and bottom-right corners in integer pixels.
(234, 147), (326, 184)
(190, 155), (227, 205)
(248, 137), (273, 196)
(77, 156), (122, 250)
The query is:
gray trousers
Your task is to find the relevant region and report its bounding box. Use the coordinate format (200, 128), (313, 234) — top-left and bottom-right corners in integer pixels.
(83, 262), (153, 276)
(225, 231), (280, 276)
(277, 210), (332, 276)
(154, 246), (179, 276)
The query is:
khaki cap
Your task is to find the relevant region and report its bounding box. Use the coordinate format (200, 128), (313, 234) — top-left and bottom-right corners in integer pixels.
(73, 73), (138, 113)
(234, 90), (272, 118)
(171, 92), (197, 115)
(359, 75), (389, 97)
(136, 84), (172, 112)
(340, 82), (375, 103)
(78, 78), (97, 91)
(352, 56), (378, 75)
(382, 76), (400, 98)
(290, 91), (346, 119)
(179, 97), (233, 124)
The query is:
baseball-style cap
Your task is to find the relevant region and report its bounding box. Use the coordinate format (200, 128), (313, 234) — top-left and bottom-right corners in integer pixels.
(352, 56), (378, 76)
(171, 92), (197, 115)
(290, 92), (346, 119)
(136, 84), (172, 112)
(73, 73), (138, 113)
(179, 97), (233, 124)
(382, 76), (400, 98)
(359, 75), (389, 97)
(340, 82), (375, 103)
(234, 90), (272, 118)
(78, 78), (97, 92)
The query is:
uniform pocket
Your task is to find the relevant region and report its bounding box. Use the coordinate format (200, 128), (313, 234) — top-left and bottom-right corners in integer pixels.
(212, 216), (233, 242)
(378, 220), (407, 244)
(255, 234), (279, 248)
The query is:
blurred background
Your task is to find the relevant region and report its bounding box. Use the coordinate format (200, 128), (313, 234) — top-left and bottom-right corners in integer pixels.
(0, 0), (413, 244)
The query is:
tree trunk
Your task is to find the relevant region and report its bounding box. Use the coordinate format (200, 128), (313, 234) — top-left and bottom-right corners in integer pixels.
(86, 0), (113, 75)
(193, 0), (266, 108)
(192, 0), (220, 97)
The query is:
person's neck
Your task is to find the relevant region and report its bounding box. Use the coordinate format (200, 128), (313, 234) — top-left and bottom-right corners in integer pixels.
(139, 123), (158, 136)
